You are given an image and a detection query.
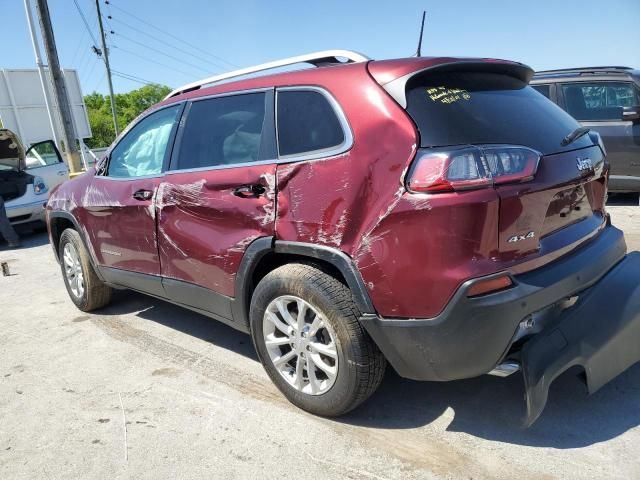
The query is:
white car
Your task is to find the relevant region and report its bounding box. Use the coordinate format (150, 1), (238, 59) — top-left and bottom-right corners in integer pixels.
(0, 129), (69, 227)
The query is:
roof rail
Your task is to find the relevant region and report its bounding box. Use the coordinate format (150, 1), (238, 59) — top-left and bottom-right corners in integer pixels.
(535, 66), (632, 75)
(165, 49), (371, 99)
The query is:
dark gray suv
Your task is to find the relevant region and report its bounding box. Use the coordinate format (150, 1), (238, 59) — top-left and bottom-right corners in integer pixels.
(531, 67), (640, 192)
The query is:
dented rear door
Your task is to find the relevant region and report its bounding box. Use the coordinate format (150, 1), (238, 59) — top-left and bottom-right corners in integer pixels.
(157, 90), (277, 312)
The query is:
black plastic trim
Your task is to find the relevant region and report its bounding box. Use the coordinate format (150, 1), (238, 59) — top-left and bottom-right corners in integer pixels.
(522, 251), (640, 426)
(273, 241), (376, 314)
(360, 225), (627, 382)
(163, 277), (233, 321)
(98, 266), (245, 333)
(47, 210), (106, 282)
(230, 236), (275, 328)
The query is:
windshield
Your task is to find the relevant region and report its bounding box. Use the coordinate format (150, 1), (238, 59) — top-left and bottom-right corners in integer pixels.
(405, 72), (593, 155)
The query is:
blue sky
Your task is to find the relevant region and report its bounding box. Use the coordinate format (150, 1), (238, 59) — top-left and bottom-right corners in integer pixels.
(3, 0), (640, 94)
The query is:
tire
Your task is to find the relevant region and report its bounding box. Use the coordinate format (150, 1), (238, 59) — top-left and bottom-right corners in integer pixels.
(250, 263), (386, 416)
(58, 228), (112, 312)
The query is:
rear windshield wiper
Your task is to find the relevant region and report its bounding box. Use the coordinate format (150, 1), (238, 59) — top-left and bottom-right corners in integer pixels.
(561, 126), (590, 147)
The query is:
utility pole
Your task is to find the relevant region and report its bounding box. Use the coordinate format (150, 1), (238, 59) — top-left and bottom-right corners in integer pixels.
(96, 0), (119, 136)
(35, 0), (82, 174)
(23, 0), (59, 150)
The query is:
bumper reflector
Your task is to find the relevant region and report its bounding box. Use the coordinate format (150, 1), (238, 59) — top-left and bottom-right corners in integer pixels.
(467, 275), (513, 297)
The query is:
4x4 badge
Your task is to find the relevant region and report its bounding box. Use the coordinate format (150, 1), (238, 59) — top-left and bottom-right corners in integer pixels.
(508, 231), (535, 243)
(576, 157), (593, 171)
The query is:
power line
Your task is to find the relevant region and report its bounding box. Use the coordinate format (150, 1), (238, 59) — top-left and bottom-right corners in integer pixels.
(112, 69), (161, 86)
(111, 45), (196, 80)
(72, 0), (99, 47)
(105, 1), (238, 69)
(108, 17), (223, 73)
(112, 31), (211, 75)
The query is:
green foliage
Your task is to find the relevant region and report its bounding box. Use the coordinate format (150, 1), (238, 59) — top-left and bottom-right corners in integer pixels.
(83, 84), (171, 148)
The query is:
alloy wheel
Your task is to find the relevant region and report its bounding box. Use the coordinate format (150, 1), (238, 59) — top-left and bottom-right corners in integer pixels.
(262, 295), (338, 395)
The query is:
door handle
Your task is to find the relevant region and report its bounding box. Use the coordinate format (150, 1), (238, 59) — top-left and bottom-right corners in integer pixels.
(57, 170), (67, 176)
(133, 189), (154, 201)
(232, 184), (266, 198)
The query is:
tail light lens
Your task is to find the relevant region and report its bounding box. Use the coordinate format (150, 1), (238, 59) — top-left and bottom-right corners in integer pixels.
(407, 145), (541, 193)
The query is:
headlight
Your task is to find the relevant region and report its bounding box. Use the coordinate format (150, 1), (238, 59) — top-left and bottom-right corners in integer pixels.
(33, 176), (48, 195)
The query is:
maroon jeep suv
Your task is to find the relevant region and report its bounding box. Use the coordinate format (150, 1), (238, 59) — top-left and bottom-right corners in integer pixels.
(46, 51), (640, 425)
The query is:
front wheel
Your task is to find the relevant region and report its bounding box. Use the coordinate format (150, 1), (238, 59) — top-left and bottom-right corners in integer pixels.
(59, 228), (112, 312)
(250, 263), (386, 416)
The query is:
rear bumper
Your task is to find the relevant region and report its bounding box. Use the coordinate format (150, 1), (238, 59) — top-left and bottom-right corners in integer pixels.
(360, 223), (628, 382)
(522, 251), (640, 425)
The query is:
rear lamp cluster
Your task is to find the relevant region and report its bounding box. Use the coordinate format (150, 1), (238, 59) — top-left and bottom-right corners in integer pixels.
(407, 145), (541, 193)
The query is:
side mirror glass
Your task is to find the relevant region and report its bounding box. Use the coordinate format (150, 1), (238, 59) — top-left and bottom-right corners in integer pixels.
(25, 140), (63, 170)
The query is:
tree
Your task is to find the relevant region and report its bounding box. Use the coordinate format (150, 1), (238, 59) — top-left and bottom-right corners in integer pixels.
(83, 83), (171, 148)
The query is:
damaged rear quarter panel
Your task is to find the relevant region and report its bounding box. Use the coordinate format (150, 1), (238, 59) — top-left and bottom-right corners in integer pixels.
(275, 66), (418, 260)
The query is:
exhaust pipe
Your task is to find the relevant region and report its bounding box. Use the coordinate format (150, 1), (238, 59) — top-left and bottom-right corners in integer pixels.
(488, 361), (520, 377)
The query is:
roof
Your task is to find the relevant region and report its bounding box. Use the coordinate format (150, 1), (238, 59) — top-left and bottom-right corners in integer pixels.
(162, 55), (533, 106)
(533, 66), (638, 79)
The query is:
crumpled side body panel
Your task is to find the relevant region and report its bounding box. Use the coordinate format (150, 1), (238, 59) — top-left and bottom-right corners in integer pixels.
(156, 166), (276, 297)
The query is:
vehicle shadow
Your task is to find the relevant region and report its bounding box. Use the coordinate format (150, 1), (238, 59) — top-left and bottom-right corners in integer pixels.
(339, 363), (640, 449)
(99, 290), (257, 360)
(607, 192), (639, 206)
(98, 289), (640, 449)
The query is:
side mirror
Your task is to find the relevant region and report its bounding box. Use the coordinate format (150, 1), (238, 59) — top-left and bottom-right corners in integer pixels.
(24, 140), (63, 170)
(622, 106), (640, 121)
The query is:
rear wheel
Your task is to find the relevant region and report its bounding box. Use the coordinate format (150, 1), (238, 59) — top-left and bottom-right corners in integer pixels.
(59, 228), (112, 311)
(250, 263), (386, 416)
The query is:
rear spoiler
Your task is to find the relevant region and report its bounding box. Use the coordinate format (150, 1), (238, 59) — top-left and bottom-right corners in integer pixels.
(377, 61), (534, 109)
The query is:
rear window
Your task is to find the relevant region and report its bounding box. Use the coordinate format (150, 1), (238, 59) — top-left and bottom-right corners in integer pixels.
(405, 72), (592, 155)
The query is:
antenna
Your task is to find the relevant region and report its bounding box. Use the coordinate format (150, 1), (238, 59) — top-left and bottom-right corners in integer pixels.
(415, 11), (426, 57)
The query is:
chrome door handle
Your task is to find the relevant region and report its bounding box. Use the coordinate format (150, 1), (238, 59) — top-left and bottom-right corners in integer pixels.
(133, 189), (153, 201)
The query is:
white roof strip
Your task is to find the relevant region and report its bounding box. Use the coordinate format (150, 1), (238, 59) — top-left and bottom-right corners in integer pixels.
(165, 50), (370, 99)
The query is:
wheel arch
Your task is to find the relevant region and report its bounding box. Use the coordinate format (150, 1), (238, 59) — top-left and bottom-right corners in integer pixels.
(232, 238), (376, 329)
(48, 211), (105, 281)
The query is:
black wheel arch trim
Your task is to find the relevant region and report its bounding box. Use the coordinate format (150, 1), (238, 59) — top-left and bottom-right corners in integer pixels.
(48, 210), (106, 282)
(232, 237), (376, 329)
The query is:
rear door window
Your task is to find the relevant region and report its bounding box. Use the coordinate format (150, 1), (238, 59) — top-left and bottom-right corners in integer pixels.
(276, 89), (346, 157)
(561, 82), (640, 121)
(174, 92), (267, 170)
(405, 72), (592, 155)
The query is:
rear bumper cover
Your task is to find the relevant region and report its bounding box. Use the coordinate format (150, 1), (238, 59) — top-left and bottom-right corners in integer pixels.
(361, 223), (640, 424)
(521, 251), (640, 425)
(360, 223), (628, 382)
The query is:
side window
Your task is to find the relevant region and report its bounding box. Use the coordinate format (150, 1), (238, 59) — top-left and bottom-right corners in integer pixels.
(277, 89), (345, 157)
(561, 82), (640, 121)
(174, 92), (266, 170)
(107, 105), (181, 178)
(25, 140), (63, 169)
(531, 84), (551, 99)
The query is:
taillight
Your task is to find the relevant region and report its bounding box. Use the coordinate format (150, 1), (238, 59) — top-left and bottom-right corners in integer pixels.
(407, 145), (541, 193)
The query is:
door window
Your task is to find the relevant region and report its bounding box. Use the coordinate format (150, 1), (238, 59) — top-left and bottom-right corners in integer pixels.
(276, 89), (346, 157)
(25, 140), (63, 169)
(174, 92), (267, 170)
(107, 105), (181, 178)
(561, 82), (640, 120)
